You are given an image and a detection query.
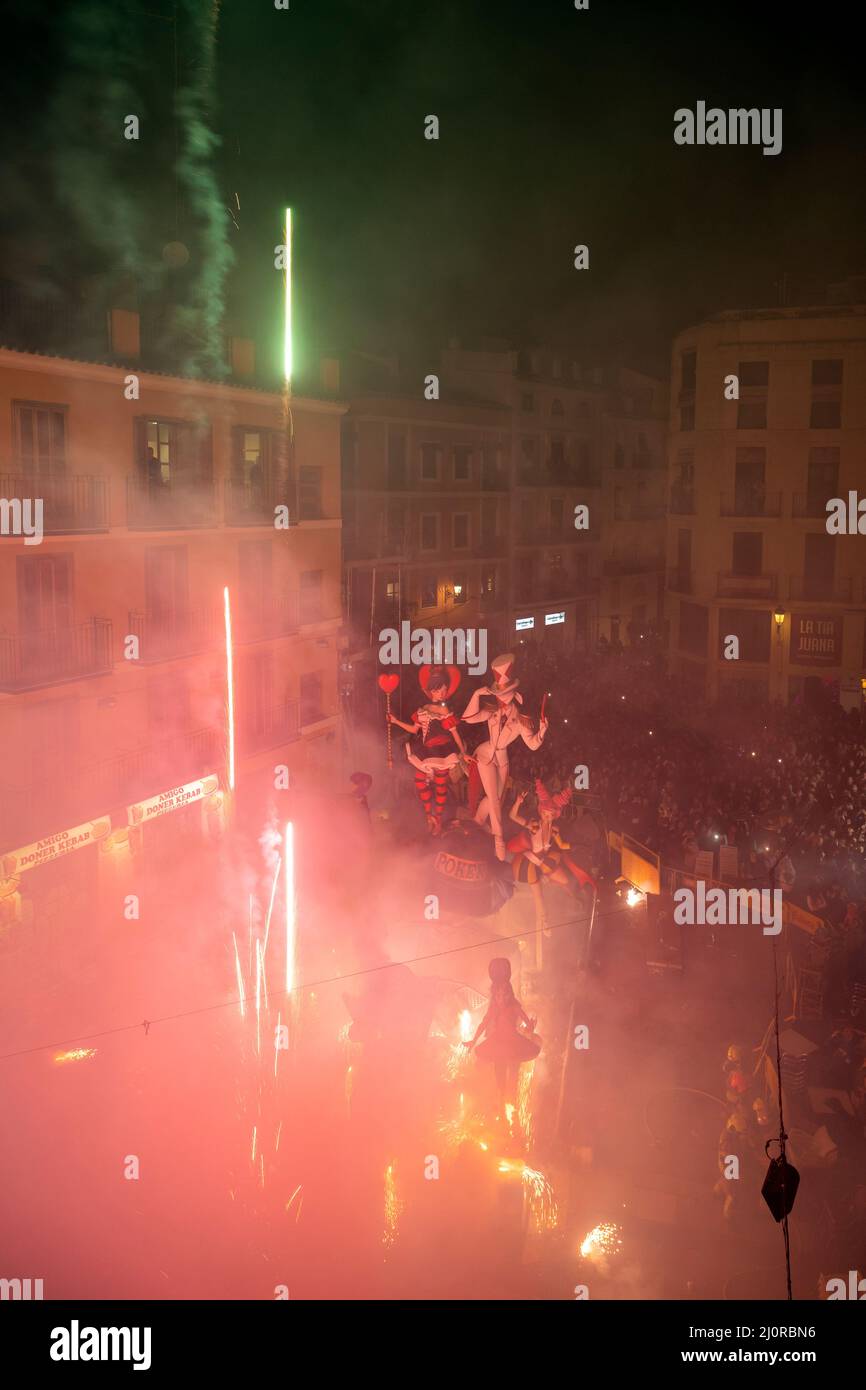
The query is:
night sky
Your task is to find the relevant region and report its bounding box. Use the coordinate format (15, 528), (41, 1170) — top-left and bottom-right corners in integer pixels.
(2, 0), (865, 377)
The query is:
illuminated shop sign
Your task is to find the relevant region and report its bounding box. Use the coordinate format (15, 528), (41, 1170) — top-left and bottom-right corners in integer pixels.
(515, 617), (535, 631)
(792, 614), (841, 666)
(127, 774), (220, 827)
(1, 816), (111, 877)
(545, 611), (566, 626)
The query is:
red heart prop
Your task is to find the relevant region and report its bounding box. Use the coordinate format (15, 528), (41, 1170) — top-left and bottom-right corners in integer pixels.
(377, 674), (400, 693)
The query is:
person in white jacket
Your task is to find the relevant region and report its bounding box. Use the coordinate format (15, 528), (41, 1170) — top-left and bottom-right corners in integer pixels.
(461, 652), (548, 860)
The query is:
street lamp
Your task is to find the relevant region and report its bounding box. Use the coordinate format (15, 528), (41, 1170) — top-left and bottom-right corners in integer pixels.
(773, 605), (786, 633)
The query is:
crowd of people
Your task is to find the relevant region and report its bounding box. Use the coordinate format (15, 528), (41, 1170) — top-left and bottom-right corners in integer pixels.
(509, 633), (866, 901)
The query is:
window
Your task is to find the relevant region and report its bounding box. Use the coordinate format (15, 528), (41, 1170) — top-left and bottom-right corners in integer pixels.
(420, 574), (438, 608)
(386, 500), (405, 553)
(420, 514), (439, 551)
(385, 578), (400, 603)
(549, 437), (565, 468)
(680, 402), (695, 431)
(681, 351), (697, 392)
(145, 546), (188, 623)
(732, 532), (762, 576)
(300, 671), (323, 727)
(577, 401), (591, 420)
(738, 361), (769, 387)
(300, 570), (323, 624)
(137, 417), (210, 485)
(14, 402), (67, 475)
(17, 552), (73, 631)
(387, 428), (407, 487)
(718, 608), (771, 664)
(811, 359), (843, 386)
(551, 399), (564, 417)
(806, 447), (839, 505)
(238, 539), (272, 624)
(482, 570), (496, 598)
(453, 513), (470, 549)
(298, 465), (323, 520)
(549, 498), (564, 534)
(614, 486), (626, 520)
(451, 575), (467, 604)
(614, 444), (625, 469)
(420, 444), (440, 481)
(453, 446), (471, 481)
(679, 601), (708, 657)
(737, 400), (766, 429)
(521, 392), (535, 412)
(809, 400), (841, 429)
(803, 533), (835, 599)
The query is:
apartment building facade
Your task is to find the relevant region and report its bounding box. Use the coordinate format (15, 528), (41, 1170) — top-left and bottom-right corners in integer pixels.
(0, 329), (343, 935)
(666, 306), (866, 705)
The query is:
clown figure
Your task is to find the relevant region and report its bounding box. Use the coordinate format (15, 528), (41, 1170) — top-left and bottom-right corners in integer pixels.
(388, 665), (467, 834)
(461, 652), (547, 860)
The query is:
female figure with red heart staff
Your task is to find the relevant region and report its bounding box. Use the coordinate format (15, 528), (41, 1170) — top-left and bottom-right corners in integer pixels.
(387, 665), (468, 835)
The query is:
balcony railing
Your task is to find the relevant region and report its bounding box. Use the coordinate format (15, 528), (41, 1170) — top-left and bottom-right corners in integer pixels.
(788, 575), (852, 602)
(720, 489), (782, 518)
(0, 618), (113, 691)
(717, 571), (777, 599)
(0, 473), (109, 533)
(792, 493), (832, 519)
(0, 726), (223, 850)
(669, 485), (695, 515)
(667, 569), (694, 595)
(127, 477), (216, 529)
(235, 593), (299, 642)
(241, 699), (300, 754)
(477, 535), (508, 557)
(224, 478), (293, 527)
(480, 470), (508, 491)
(128, 607), (220, 662)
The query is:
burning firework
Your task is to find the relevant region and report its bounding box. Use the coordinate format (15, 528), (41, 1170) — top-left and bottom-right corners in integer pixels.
(383, 1163), (403, 1251)
(284, 822), (296, 999)
(53, 1048), (97, 1065)
(580, 1221), (623, 1263)
(497, 1159), (559, 1233)
(223, 586), (235, 791)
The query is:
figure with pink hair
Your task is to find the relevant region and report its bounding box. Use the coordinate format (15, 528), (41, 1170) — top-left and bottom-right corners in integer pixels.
(508, 778), (596, 929)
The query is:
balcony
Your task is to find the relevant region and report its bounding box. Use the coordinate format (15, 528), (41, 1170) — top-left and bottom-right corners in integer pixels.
(788, 575), (852, 603)
(0, 473), (109, 533)
(224, 478), (293, 527)
(477, 535), (508, 557)
(720, 489), (781, 518)
(128, 607), (219, 662)
(0, 726), (223, 850)
(235, 593), (300, 642)
(629, 500), (665, 521)
(604, 556), (664, 578)
(480, 469), (508, 492)
(792, 493), (832, 519)
(241, 699), (300, 754)
(0, 618), (112, 692)
(669, 485), (695, 515)
(127, 477), (217, 530)
(717, 571), (777, 599)
(667, 569), (694, 595)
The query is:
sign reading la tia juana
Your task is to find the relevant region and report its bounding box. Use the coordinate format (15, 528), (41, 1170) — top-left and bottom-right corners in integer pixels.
(1, 817), (111, 877)
(127, 774), (220, 826)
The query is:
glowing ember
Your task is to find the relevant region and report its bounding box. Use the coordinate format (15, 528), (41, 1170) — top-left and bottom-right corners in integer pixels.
(383, 1163), (403, 1250)
(580, 1221), (623, 1261)
(232, 931), (246, 1019)
(626, 887), (643, 908)
(53, 1048), (97, 1065)
(459, 1009), (473, 1042)
(517, 1059), (535, 1142)
(497, 1159), (559, 1232)
(262, 856), (281, 953)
